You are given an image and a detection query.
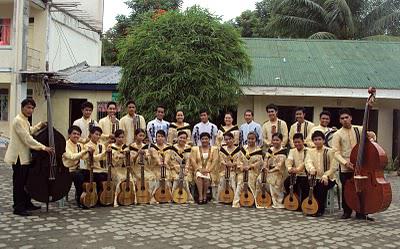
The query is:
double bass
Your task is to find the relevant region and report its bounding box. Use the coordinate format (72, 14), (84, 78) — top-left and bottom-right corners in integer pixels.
(344, 88), (392, 215)
(26, 76), (72, 210)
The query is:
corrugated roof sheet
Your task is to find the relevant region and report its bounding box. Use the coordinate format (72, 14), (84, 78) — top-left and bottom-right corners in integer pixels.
(59, 62), (121, 85)
(241, 38), (400, 89)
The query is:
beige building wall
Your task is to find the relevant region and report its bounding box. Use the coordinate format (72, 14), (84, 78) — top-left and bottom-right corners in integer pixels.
(238, 95), (399, 159)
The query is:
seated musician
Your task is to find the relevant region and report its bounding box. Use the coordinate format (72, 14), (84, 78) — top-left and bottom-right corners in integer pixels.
(109, 129), (132, 207)
(305, 131), (337, 217)
(284, 133), (308, 206)
(165, 131), (194, 203)
(217, 132), (241, 202)
(232, 132), (262, 208)
(82, 126), (108, 200)
(191, 132), (219, 204)
(259, 133), (287, 209)
(62, 125), (89, 208)
(129, 128), (148, 179)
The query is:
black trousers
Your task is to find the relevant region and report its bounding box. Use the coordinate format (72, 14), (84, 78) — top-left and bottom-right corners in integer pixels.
(12, 159), (32, 212)
(284, 175), (309, 205)
(340, 172), (354, 215)
(81, 170), (108, 194)
(70, 170), (85, 203)
(313, 180), (335, 214)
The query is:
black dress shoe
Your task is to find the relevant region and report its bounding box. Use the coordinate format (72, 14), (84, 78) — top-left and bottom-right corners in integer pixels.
(13, 210), (31, 216)
(355, 213), (375, 221)
(341, 213), (352, 219)
(26, 204), (41, 211)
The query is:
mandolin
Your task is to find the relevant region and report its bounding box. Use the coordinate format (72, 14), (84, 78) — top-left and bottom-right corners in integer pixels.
(255, 168), (272, 208)
(80, 151), (98, 208)
(154, 156), (172, 203)
(301, 175), (319, 215)
(117, 151), (135, 206)
(239, 166), (255, 207)
(99, 150), (115, 206)
(218, 157), (234, 204)
(284, 173), (299, 211)
(172, 159), (189, 204)
(135, 150), (151, 204)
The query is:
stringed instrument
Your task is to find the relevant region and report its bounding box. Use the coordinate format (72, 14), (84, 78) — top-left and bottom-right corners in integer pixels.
(284, 173), (299, 211)
(301, 175), (319, 215)
(345, 88), (392, 214)
(218, 157), (235, 204)
(172, 159), (189, 204)
(117, 151), (135, 206)
(80, 151), (98, 208)
(255, 168), (272, 208)
(135, 150), (151, 204)
(99, 150), (115, 206)
(154, 156), (172, 203)
(239, 166), (255, 207)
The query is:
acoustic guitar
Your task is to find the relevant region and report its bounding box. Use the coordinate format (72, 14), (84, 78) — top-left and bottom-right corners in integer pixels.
(255, 168), (272, 208)
(154, 156), (172, 203)
(99, 150), (116, 206)
(301, 175), (319, 215)
(117, 151), (135, 206)
(172, 159), (189, 204)
(284, 173), (299, 211)
(80, 151), (98, 208)
(135, 150), (151, 204)
(218, 157), (234, 204)
(239, 167), (255, 207)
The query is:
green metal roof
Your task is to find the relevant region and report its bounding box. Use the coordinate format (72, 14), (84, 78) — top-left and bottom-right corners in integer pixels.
(241, 38), (400, 90)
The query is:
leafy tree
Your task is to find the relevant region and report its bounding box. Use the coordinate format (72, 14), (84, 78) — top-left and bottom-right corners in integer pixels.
(117, 7), (252, 124)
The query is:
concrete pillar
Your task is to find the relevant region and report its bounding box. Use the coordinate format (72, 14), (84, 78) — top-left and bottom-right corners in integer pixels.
(313, 105), (323, 125)
(377, 108), (393, 159)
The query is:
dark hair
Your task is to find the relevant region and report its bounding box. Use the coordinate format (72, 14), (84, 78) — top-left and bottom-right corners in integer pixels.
(266, 104), (278, 112)
(125, 100), (136, 107)
(199, 109), (209, 115)
(81, 101), (93, 110)
(295, 107), (306, 113)
(90, 126), (102, 134)
(272, 132), (283, 141)
(114, 129), (124, 138)
(320, 110), (331, 118)
(311, 130), (325, 140)
(21, 98), (36, 108)
(244, 109), (254, 116)
(68, 125), (82, 135)
(224, 132), (234, 139)
(135, 128), (145, 136)
(156, 130), (166, 137)
(177, 131), (188, 138)
(156, 104), (165, 111)
(176, 110), (184, 115)
(247, 131), (257, 138)
(200, 132), (211, 139)
(107, 101), (117, 108)
(293, 133), (304, 141)
(224, 112), (233, 118)
(339, 108), (352, 116)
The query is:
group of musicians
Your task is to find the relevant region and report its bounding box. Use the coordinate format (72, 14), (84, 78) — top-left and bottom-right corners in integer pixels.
(6, 99), (376, 220)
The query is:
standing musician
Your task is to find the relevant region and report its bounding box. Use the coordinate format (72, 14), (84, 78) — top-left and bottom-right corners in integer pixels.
(260, 133), (287, 209)
(262, 104), (288, 148)
(147, 105), (170, 144)
(217, 132), (241, 202)
(98, 101), (120, 145)
(305, 131), (337, 217)
(62, 126), (89, 208)
(109, 129), (132, 207)
(216, 112), (240, 147)
(289, 107), (315, 148)
(239, 110), (263, 147)
(82, 126), (108, 198)
(72, 101), (98, 144)
(167, 110), (192, 145)
(120, 100), (146, 145)
(192, 109), (218, 146)
(165, 131), (194, 203)
(306, 111), (335, 147)
(284, 133), (308, 204)
(332, 108), (376, 220)
(5, 98), (53, 216)
(191, 132), (219, 204)
(232, 132), (262, 208)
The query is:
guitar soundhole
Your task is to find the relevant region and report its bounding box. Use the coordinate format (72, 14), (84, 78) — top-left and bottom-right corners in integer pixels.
(161, 190), (165, 194)
(89, 188), (93, 192)
(289, 197), (293, 202)
(244, 193), (248, 198)
(126, 187), (130, 192)
(308, 200), (312, 205)
(178, 190), (182, 195)
(262, 194), (266, 198)
(141, 186), (145, 191)
(225, 190), (229, 194)
(107, 187), (111, 191)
